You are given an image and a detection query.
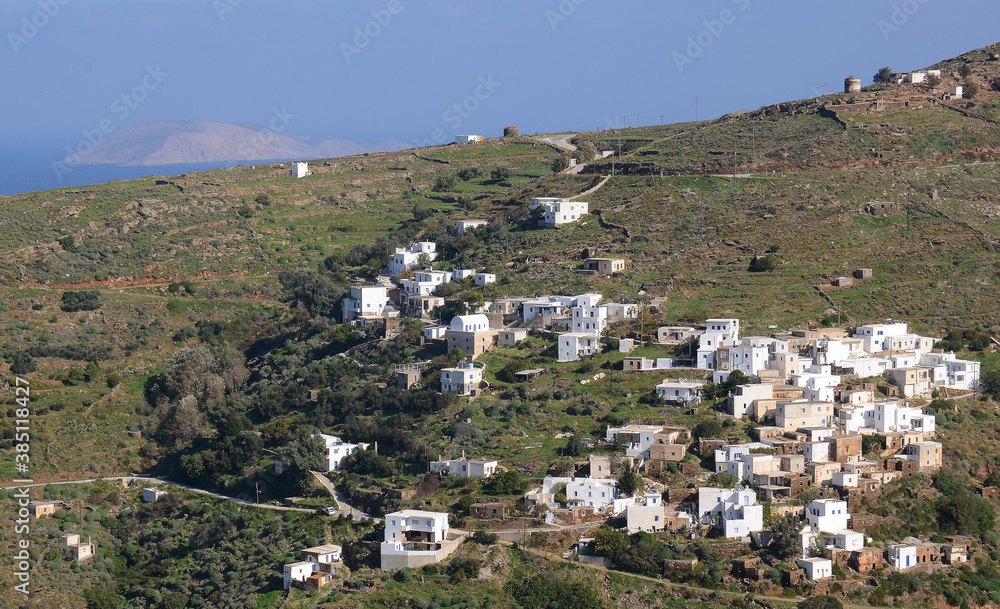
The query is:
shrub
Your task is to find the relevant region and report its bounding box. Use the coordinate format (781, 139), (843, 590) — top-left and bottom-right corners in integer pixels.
(748, 255), (779, 272)
(60, 291), (100, 312)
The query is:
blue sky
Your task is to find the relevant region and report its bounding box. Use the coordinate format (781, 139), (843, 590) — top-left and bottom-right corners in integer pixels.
(2, 0), (999, 148)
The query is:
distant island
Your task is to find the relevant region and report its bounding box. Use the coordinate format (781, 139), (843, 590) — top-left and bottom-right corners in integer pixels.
(62, 119), (412, 166)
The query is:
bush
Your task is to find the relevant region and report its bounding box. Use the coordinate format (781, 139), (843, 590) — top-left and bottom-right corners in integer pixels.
(748, 255), (779, 272)
(60, 291), (100, 312)
(469, 530), (498, 545)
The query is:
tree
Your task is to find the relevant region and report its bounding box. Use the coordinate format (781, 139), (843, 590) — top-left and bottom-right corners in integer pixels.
(748, 255), (778, 272)
(799, 596), (843, 609)
(60, 290), (100, 312)
(991, 77), (1000, 92)
(959, 63), (973, 78)
(964, 81), (979, 99)
(277, 430), (328, 479)
(873, 66), (893, 84)
(566, 433), (585, 457)
(926, 74), (942, 87)
(617, 460), (643, 497)
(507, 569), (604, 609)
(490, 166), (513, 181)
(551, 156), (569, 173)
(278, 269), (346, 317)
(770, 512), (802, 560)
(862, 433), (886, 456)
(433, 175), (456, 191)
(484, 470), (526, 495)
(9, 352), (36, 374)
(693, 419), (723, 439)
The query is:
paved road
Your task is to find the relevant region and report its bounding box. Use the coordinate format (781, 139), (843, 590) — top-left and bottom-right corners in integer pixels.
(310, 471), (378, 522)
(2, 476), (316, 513)
(538, 133), (577, 152)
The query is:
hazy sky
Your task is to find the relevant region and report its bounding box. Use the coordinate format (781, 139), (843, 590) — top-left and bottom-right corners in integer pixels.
(3, 0), (999, 149)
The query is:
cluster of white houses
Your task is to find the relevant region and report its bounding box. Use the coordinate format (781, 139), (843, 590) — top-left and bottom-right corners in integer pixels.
(653, 318), (981, 398)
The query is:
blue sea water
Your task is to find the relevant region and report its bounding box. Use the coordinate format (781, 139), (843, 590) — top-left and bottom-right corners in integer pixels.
(0, 146), (274, 196)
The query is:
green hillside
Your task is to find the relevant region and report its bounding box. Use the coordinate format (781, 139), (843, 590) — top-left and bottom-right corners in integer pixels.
(5, 44), (1000, 609)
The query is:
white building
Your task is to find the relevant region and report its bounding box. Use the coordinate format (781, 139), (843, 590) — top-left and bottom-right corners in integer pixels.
(919, 352), (981, 390)
(283, 544), (343, 590)
(729, 344), (769, 377)
(832, 471), (859, 488)
(572, 305), (608, 336)
(539, 198), (589, 228)
(474, 273), (496, 287)
(388, 242), (438, 277)
(626, 492), (670, 533)
(440, 364), (484, 396)
(141, 488), (167, 503)
(557, 333), (601, 362)
(854, 321), (910, 353)
(455, 135), (483, 144)
(453, 268), (476, 280)
(381, 510), (455, 570)
(342, 285), (390, 324)
(655, 379), (703, 405)
(889, 544), (918, 570)
(697, 318), (740, 370)
(806, 499), (850, 534)
(566, 477), (618, 511)
(606, 425), (663, 459)
(291, 162), (308, 178)
(456, 219), (488, 234)
(727, 383), (774, 419)
(694, 487), (763, 539)
(430, 457), (497, 477)
(400, 270), (453, 296)
(790, 365), (841, 403)
(796, 557), (833, 580)
(320, 434), (369, 471)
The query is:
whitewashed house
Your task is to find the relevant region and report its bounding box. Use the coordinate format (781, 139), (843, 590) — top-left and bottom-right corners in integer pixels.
(456, 219), (488, 234)
(796, 557), (833, 580)
(557, 333), (600, 362)
(388, 242), (438, 277)
(291, 162), (308, 178)
(319, 434), (369, 472)
(474, 273), (496, 287)
(430, 457), (497, 477)
(440, 364), (484, 396)
(655, 379), (703, 405)
(380, 510), (457, 570)
(455, 135), (483, 144)
(342, 285), (390, 324)
(694, 487), (763, 539)
(538, 198), (589, 228)
(806, 499), (850, 533)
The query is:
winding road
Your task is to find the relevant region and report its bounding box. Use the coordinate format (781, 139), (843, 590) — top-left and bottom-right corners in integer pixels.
(2, 476), (316, 513)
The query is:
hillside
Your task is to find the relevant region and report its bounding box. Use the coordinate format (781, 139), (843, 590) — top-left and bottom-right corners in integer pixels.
(62, 119), (412, 165)
(6, 44), (1000, 609)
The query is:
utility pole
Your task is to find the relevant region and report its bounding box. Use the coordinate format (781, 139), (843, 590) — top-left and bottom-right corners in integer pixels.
(255, 482), (260, 517)
(695, 97), (699, 122)
(660, 114), (666, 126)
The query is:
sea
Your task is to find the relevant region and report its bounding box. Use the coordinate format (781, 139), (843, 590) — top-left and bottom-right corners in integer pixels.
(0, 144), (286, 196)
